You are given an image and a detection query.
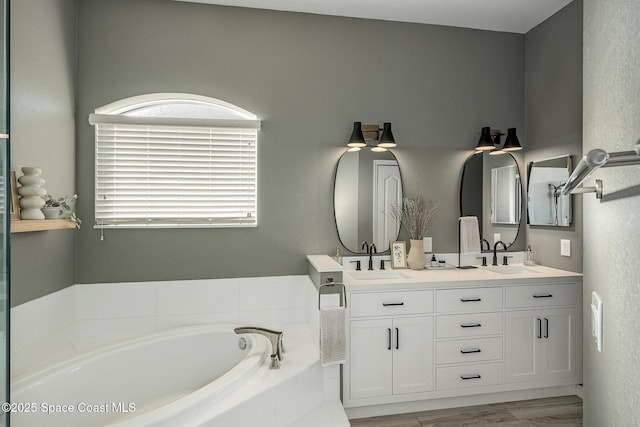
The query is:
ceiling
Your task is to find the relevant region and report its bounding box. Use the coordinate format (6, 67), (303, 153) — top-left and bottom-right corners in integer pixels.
(175, 0), (574, 34)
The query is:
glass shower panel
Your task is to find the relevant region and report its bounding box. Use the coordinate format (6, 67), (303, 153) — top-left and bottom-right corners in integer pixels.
(0, 0), (8, 426)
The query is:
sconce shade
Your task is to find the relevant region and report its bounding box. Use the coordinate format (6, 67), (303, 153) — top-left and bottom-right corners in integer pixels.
(347, 122), (367, 148)
(476, 127), (495, 151)
(502, 128), (522, 151)
(377, 122), (397, 148)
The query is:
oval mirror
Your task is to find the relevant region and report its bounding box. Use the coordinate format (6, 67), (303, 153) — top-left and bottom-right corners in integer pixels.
(334, 149), (403, 253)
(460, 151), (522, 249)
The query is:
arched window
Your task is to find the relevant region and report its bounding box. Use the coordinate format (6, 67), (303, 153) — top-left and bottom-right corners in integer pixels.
(89, 94), (260, 228)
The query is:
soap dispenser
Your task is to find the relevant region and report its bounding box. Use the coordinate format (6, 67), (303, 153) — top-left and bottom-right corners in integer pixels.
(332, 248), (342, 265)
(525, 245), (535, 266)
(430, 254), (437, 268)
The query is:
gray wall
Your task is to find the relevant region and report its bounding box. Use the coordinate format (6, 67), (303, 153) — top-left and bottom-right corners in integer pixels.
(75, 0), (524, 284)
(10, 0), (77, 306)
(524, 0), (583, 273)
(583, 0), (640, 425)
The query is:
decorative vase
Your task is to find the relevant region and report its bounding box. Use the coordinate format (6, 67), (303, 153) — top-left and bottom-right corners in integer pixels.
(407, 239), (426, 270)
(18, 167), (47, 220)
(42, 207), (63, 219)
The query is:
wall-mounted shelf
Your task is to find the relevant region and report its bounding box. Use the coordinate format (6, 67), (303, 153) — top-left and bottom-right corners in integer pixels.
(11, 219), (77, 233)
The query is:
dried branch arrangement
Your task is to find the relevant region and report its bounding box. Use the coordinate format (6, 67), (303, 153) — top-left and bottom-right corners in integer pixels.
(390, 194), (439, 240)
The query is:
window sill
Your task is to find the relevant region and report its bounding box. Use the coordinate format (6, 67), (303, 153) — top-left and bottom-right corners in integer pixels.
(11, 219), (77, 233)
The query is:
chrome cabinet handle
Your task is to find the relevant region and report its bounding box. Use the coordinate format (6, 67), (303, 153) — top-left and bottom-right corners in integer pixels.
(382, 302), (404, 306)
(460, 323), (482, 328)
(461, 374), (482, 380)
(460, 298), (481, 302)
(460, 348), (481, 354)
(533, 294), (553, 298)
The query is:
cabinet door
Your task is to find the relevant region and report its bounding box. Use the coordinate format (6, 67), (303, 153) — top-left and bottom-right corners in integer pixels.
(541, 308), (576, 380)
(505, 310), (540, 383)
(393, 316), (434, 395)
(350, 319), (393, 399)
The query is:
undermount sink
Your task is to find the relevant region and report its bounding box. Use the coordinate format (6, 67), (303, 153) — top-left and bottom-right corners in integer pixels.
(485, 265), (540, 275)
(348, 270), (409, 280)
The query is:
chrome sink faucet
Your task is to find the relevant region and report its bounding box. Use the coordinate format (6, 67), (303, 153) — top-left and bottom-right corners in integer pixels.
(234, 326), (285, 369)
(362, 241), (377, 270)
(492, 241), (508, 266)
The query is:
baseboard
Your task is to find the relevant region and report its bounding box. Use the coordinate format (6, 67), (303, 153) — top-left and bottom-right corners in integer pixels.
(346, 385), (578, 420)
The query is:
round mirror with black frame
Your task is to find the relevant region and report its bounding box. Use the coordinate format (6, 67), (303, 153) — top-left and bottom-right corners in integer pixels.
(460, 151), (522, 249)
(333, 149), (403, 254)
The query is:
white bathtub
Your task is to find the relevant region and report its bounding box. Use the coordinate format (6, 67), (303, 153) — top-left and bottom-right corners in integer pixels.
(10, 324), (269, 427)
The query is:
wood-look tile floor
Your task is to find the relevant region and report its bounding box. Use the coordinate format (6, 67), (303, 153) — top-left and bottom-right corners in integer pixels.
(350, 395), (582, 427)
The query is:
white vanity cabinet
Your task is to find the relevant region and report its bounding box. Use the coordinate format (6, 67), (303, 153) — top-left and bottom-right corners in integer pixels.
(343, 273), (582, 416)
(347, 290), (434, 400)
(504, 284), (579, 384)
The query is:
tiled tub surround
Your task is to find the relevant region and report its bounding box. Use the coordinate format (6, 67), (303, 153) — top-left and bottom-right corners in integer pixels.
(11, 275), (348, 426)
(12, 276), (311, 376)
(341, 263), (583, 419)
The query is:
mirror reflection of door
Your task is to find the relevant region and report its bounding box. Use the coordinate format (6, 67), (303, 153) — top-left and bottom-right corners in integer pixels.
(491, 164), (521, 225)
(373, 160), (401, 249)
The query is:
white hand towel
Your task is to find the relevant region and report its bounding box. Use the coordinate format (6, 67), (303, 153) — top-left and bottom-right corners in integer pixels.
(459, 216), (481, 254)
(320, 306), (346, 366)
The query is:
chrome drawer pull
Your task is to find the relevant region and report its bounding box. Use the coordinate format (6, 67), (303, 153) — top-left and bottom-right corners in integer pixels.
(460, 348), (482, 354)
(461, 374), (482, 380)
(533, 294), (553, 298)
(460, 298), (481, 302)
(460, 323), (482, 328)
(382, 302), (404, 306)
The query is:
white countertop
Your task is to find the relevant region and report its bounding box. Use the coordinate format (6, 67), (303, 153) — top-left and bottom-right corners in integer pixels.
(342, 264), (582, 291)
(306, 254), (344, 273)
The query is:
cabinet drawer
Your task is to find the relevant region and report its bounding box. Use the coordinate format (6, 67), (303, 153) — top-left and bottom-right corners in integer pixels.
(437, 287), (503, 313)
(350, 290), (434, 318)
(505, 283), (577, 308)
(436, 312), (502, 338)
(436, 362), (503, 390)
(436, 337), (503, 365)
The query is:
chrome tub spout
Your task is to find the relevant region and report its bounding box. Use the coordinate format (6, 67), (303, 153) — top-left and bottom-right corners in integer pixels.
(234, 326), (284, 369)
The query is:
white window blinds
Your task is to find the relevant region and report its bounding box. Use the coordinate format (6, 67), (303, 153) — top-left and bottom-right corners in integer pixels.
(90, 97), (259, 229)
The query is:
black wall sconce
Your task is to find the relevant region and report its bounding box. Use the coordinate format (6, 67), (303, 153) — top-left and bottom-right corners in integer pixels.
(347, 122), (396, 152)
(475, 126), (522, 154)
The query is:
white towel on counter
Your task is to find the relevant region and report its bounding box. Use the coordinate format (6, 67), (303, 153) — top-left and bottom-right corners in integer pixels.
(459, 216), (481, 254)
(320, 306), (346, 366)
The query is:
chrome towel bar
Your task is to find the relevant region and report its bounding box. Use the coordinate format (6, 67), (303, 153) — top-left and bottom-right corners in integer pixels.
(318, 281), (346, 310)
(562, 143), (640, 198)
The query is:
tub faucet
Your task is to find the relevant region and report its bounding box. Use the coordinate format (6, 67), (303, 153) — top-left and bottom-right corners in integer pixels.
(234, 326), (285, 369)
(492, 241), (508, 266)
